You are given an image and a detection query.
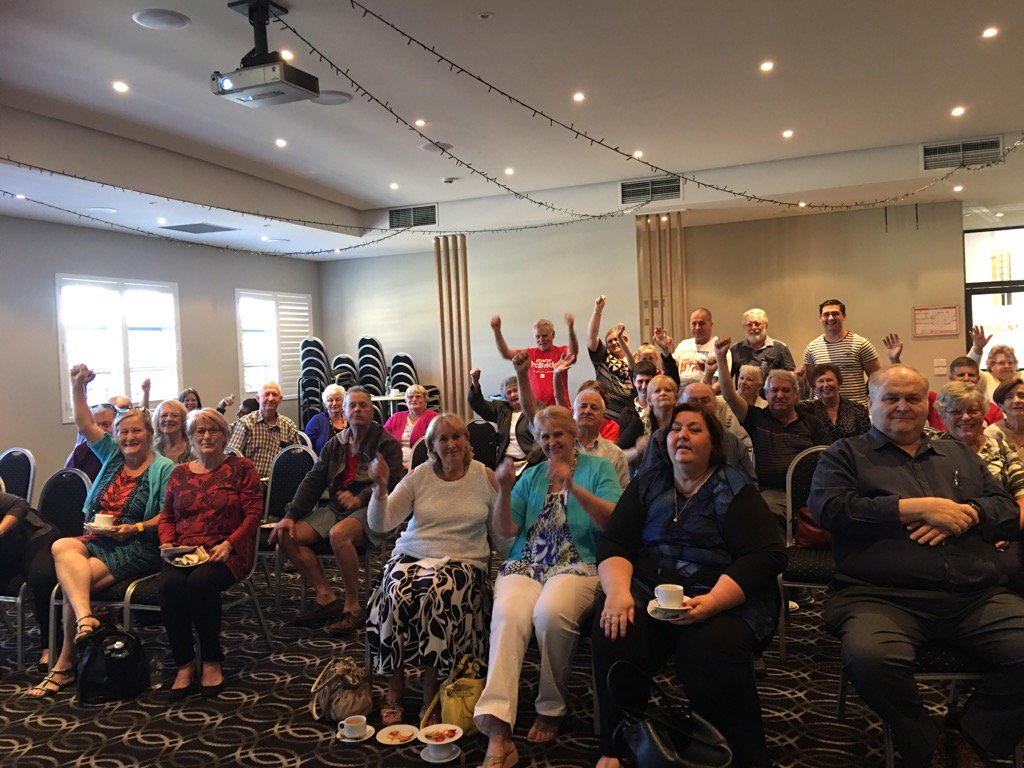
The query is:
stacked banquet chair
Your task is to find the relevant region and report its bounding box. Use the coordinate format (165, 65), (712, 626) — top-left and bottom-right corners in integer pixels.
(388, 353), (419, 395)
(1, 469), (90, 670)
(424, 385), (442, 414)
(299, 338), (330, 428)
(331, 354), (359, 389)
(0, 447), (37, 504)
(357, 336), (387, 396)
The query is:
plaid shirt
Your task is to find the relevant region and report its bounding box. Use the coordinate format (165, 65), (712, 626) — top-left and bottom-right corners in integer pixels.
(227, 410), (299, 478)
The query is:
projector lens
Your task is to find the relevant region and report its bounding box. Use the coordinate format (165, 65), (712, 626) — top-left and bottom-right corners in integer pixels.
(220, 76), (234, 91)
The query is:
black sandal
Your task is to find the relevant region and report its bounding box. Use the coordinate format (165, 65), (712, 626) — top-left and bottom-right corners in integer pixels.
(25, 667), (76, 699)
(74, 614), (101, 645)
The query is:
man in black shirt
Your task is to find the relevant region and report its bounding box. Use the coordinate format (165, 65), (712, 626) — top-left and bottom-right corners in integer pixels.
(809, 366), (1024, 768)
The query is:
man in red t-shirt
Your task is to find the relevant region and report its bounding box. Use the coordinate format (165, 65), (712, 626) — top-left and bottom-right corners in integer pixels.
(491, 314), (578, 406)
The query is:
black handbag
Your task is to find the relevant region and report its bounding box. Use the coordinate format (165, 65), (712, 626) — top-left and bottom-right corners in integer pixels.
(76, 624), (151, 705)
(608, 660), (733, 768)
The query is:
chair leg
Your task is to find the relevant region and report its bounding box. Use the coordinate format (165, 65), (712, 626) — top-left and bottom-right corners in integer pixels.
(246, 579), (274, 651)
(777, 578), (788, 662)
(48, 585), (61, 672)
(1014, 738), (1022, 768)
(836, 673), (849, 721)
(882, 722), (895, 768)
(15, 589), (26, 672)
(274, 548), (283, 611)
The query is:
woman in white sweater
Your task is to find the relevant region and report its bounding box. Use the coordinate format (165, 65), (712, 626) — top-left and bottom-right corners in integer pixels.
(366, 412), (499, 726)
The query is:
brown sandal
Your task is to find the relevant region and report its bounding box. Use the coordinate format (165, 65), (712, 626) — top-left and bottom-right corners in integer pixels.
(74, 614), (101, 645)
(25, 667), (76, 699)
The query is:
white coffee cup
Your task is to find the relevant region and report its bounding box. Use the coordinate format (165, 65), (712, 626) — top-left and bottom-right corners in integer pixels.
(425, 742), (456, 760)
(94, 513), (115, 529)
(341, 714), (366, 739)
(655, 583), (686, 609)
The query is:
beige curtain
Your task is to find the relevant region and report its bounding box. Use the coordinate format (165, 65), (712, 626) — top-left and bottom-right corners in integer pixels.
(635, 212), (688, 344)
(434, 234), (472, 420)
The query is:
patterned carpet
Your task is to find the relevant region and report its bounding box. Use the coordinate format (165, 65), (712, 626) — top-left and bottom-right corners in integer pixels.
(0, 576), (990, 768)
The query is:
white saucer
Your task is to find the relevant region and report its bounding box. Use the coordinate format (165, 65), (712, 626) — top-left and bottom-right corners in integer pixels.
(420, 744), (461, 764)
(336, 724), (375, 743)
(647, 598), (692, 621)
(84, 522), (117, 534)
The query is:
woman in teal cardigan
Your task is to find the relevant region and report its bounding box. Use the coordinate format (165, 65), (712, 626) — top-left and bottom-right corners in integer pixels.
(474, 406), (622, 768)
(27, 364), (173, 698)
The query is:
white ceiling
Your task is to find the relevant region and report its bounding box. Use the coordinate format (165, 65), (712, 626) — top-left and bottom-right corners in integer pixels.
(2, 0), (1023, 258)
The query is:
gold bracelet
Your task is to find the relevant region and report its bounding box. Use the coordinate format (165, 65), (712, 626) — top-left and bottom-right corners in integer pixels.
(136, 522), (144, 533)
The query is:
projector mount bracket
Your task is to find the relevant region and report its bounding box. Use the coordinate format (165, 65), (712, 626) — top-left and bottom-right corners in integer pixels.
(228, 1), (289, 68)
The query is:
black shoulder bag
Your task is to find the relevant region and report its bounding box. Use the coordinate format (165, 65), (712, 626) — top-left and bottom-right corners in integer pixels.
(76, 625), (151, 705)
(608, 660), (733, 768)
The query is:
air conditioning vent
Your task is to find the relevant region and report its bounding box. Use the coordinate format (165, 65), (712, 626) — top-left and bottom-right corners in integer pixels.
(160, 222), (239, 234)
(389, 204), (438, 228)
(922, 136), (1002, 170)
(620, 176), (681, 205)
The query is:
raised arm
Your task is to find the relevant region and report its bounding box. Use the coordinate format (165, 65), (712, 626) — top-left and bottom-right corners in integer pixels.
(566, 312), (579, 357)
(513, 351), (541, 428)
(140, 378), (151, 411)
(616, 324), (638, 372)
(713, 337), (748, 422)
(882, 333), (903, 365)
(969, 324), (992, 360)
(587, 295), (606, 352)
(70, 364), (105, 445)
(553, 351), (576, 409)
(490, 315), (515, 360)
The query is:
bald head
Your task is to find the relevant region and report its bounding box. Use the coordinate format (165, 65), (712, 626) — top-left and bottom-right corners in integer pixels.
(681, 382), (716, 417)
(868, 366), (929, 446)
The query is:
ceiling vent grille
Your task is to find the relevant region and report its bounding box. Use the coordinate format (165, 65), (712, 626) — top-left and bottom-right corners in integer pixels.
(389, 204), (438, 228)
(620, 176), (681, 205)
(922, 136), (1002, 170)
(160, 222), (239, 234)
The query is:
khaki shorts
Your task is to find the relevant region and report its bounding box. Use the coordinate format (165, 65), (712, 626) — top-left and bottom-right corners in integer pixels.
(300, 504), (382, 547)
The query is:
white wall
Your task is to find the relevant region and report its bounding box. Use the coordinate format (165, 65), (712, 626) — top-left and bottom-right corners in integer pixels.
(0, 215), (321, 481)
(320, 215), (641, 402)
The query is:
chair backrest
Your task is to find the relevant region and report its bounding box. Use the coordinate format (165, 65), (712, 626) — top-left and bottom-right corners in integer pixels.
(224, 446), (241, 457)
(264, 444), (318, 521)
(0, 447), (36, 504)
(785, 445), (827, 546)
(411, 438), (429, 468)
(467, 420), (499, 470)
(296, 431), (313, 450)
(371, 403), (384, 424)
(36, 468), (91, 537)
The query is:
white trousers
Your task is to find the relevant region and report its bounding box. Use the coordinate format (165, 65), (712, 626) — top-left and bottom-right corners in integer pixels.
(474, 572), (599, 728)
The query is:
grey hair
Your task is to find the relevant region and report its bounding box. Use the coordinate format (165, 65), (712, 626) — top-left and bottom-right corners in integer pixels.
(321, 383), (346, 406)
(738, 364), (764, 383)
(743, 308), (768, 323)
(935, 381), (986, 417)
(764, 369), (799, 391)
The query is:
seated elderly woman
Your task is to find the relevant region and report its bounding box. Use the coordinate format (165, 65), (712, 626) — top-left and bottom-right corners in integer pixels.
(384, 384), (439, 467)
(304, 384), (348, 454)
(800, 363), (871, 441)
(28, 364), (173, 698)
(0, 493), (59, 668)
(154, 399), (194, 465)
(469, 368), (542, 470)
(736, 364), (768, 409)
(158, 408), (262, 699)
(474, 406), (622, 767)
(988, 377), (1024, 464)
(592, 403), (786, 768)
(933, 382), (1024, 525)
(365, 413), (497, 725)
(178, 388), (236, 415)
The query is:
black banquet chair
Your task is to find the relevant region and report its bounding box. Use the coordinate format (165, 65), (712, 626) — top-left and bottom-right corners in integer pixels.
(0, 447), (37, 505)
(263, 444), (318, 607)
(467, 420), (499, 470)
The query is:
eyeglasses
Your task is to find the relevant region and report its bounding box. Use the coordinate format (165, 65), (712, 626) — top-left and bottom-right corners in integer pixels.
(945, 408), (983, 419)
(193, 427), (223, 436)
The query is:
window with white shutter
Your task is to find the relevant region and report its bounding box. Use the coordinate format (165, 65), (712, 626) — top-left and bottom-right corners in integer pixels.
(235, 289), (312, 398)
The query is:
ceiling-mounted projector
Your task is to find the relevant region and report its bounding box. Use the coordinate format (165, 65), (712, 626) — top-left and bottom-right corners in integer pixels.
(211, 0), (319, 107)
(211, 61), (318, 107)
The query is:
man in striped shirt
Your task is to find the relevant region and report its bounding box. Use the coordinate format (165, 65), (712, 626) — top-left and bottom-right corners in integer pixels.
(802, 299), (880, 406)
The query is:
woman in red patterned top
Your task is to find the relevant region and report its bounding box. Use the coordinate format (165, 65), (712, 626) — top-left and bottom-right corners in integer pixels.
(157, 408), (262, 700)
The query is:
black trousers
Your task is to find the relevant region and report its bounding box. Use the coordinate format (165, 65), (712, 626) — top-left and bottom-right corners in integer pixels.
(825, 586), (1024, 768)
(0, 529), (58, 650)
(591, 581), (769, 768)
(159, 561), (236, 665)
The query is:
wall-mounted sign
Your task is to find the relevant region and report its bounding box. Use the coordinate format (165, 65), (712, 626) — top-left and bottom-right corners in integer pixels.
(912, 305), (960, 337)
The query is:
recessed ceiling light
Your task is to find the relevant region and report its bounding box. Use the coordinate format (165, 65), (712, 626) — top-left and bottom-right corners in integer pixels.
(15, 194), (26, 200)
(87, 207), (118, 214)
(798, 201), (808, 208)
(660, 215), (668, 222)
(953, 184), (964, 192)
(995, 212), (1005, 217)
(759, 60), (774, 73)
(112, 80), (130, 93)
(131, 9), (191, 29)
(260, 235), (270, 242)
(275, 138), (288, 148)
(981, 26), (999, 39)
(280, 49), (294, 61)
(504, 167), (515, 175)
(782, 129), (794, 139)
(389, 182), (399, 190)
(414, 118), (426, 127)
(632, 150), (644, 159)
(951, 105), (966, 117)
(311, 90), (353, 106)
(156, 217), (167, 225)
(573, 91), (585, 102)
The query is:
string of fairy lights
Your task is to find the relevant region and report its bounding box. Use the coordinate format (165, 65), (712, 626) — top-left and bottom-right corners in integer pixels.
(281, 0), (1024, 212)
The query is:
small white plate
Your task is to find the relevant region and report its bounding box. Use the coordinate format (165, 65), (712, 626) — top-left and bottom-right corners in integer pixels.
(376, 724), (419, 746)
(84, 522), (117, 534)
(417, 724), (463, 746)
(336, 724), (375, 743)
(647, 598), (692, 622)
(420, 744), (461, 764)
